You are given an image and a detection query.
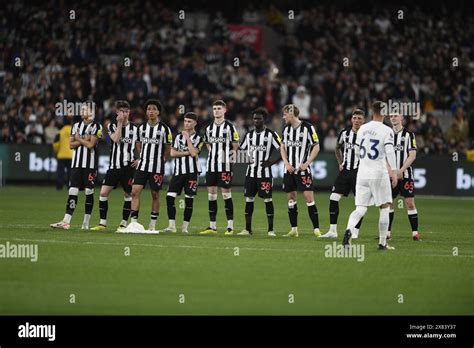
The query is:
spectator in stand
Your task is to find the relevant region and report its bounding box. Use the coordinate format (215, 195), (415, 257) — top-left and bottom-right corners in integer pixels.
(292, 86), (311, 120)
(24, 115), (44, 145)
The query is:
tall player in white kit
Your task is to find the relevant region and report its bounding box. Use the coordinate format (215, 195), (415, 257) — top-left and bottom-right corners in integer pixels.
(342, 101), (399, 250)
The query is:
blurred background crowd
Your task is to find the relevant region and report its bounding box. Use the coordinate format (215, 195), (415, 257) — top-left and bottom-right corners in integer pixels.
(1, 0), (473, 158)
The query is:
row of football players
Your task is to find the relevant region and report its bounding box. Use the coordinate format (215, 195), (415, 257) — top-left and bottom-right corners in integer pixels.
(50, 99), (419, 245)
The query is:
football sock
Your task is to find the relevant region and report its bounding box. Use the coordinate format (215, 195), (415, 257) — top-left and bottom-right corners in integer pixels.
(99, 196), (108, 225)
(307, 201), (319, 229)
(265, 200), (274, 231)
(408, 209), (418, 232)
(85, 193), (94, 215)
(122, 197), (132, 221)
(329, 199), (339, 225)
(150, 211), (158, 230)
(288, 200), (298, 228)
(355, 217), (363, 229)
(209, 194), (217, 228)
(347, 206), (367, 232)
(184, 197), (194, 224)
(388, 209), (394, 231)
(379, 207), (390, 246)
(65, 194), (78, 221)
(131, 210), (139, 223)
(224, 198), (234, 228)
(167, 195), (176, 220)
(245, 201), (254, 231)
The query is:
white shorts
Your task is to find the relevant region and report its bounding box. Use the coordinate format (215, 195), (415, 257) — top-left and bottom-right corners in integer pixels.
(355, 176), (392, 207)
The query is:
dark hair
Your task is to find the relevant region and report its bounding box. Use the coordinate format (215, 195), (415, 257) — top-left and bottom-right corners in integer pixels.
(184, 112), (198, 121)
(372, 101), (384, 115)
(252, 107), (268, 119)
(115, 100), (130, 109)
(144, 99), (163, 113)
(212, 100), (226, 108)
(282, 104), (299, 117)
(352, 108), (365, 117)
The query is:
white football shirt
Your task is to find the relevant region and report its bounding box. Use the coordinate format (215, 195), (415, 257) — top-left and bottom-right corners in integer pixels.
(355, 121), (395, 179)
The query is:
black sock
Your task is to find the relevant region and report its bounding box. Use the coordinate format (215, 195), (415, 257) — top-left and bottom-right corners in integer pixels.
(184, 197), (194, 222)
(151, 211), (158, 221)
(85, 194), (94, 215)
(265, 201), (274, 231)
(167, 195), (176, 220)
(131, 210), (139, 220)
(65, 195), (78, 216)
(122, 199), (131, 221)
(388, 211), (394, 231)
(329, 199), (339, 225)
(209, 199), (217, 224)
(307, 203), (319, 229)
(355, 217), (363, 229)
(224, 198), (234, 221)
(99, 199), (108, 221)
(245, 201), (254, 231)
(408, 212), (418, 231)
(288, 203), (298, 228)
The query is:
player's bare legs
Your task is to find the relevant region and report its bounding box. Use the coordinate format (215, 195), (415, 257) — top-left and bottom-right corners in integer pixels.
(303, 190), (320, 236)
(387, 198), (419, 240)
(221, 187), (234, 235)
(130, 184), (143, 223)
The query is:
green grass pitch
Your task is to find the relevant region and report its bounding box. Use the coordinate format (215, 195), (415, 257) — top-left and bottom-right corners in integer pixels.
(0, 185), (472, 315)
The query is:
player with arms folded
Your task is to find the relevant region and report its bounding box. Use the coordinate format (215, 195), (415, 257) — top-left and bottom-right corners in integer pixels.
(342, 101), (399, 250)
(321, 109), (365, 239)
(237, 108), (281, 237)
(280, 104), (321, 237)
(162, 112), (204, 234)
(388, 113), (420, 241)
(199, 100), (239, 236)
(90, 100), (139, 232)
(50, 103), (102, 230)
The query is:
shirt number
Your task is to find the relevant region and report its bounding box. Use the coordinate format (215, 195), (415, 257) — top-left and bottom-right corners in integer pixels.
(360, 138), (380, 160)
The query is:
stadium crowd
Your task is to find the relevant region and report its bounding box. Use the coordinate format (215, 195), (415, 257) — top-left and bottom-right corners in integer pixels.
(0, 1), (472, 158)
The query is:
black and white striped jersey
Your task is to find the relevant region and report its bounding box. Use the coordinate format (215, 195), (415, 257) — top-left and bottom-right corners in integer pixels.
(107, 122), (138, 169)
(282, 121), (319, 174)
(137, 121), (172, 174)
(172, 132), (204, 175)
(337, 127), (359, 171)
(393, 127), (417, 179)
(204, 120), (239, 172)
(71, 120), (102, 169)
(240, 128), (281, 178)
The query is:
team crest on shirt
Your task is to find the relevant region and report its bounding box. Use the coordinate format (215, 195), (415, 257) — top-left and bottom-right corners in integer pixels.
(299, 133), (304, 138)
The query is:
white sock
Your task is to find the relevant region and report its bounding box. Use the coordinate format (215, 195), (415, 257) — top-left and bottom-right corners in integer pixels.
(354, 228), (360, 235)
(100, 219), (107, 226)
(347, 206), (367, 233)
(131, 217), (137, 223)
(83, 214), (91, 226)
(227, 220), (233, 230)
(182, 221), (189, 231)
(169, 219), (176, 229)
(412, 231), (418, 236)
(379, 208), (390, 246)
(291, 226), (298, 233)
(63, 214), (72, 224)
(329, 224), (337, 233)
(210, 221), (217, 229)
(149, 220), (156, 230)
(120, 219), (127, 227)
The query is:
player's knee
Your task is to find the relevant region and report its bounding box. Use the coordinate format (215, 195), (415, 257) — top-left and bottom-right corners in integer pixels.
(222, 192), (232, 200)
(330, 193), (342, 202)
(85, 188), (94, 195)
(245, 197), (255, 203)
(69, 187), (79, 196)
(263, 198), (272, 203)
(406, 200), (416, 210)
(355, 206), (368, 217)
(208, 193), (217, 201)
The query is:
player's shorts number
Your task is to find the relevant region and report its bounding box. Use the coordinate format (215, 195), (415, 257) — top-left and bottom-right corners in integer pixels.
(221, 173), (231, 182)
(302, 176), (312, 186)
(153, 174), (163, 184)
(260, 181), (272, 191)
(360, 138), (380, 160)
(188, 180), (198, 190)
(404, 181), (414, 191)
(88, 172), (96, 182)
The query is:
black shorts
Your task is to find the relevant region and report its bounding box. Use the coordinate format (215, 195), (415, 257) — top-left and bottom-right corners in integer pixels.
(102, 166), (135, 193)
(283, 172), (313, 192)
(70, 168), (97, 189)
(168, 173), (199, 196)
(132, 170), (164, 191)
(392, 178), (415, 198)
(332, 169), (358, 196)
(206, 171), (232, 188)
(244, 177), (273, 199)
